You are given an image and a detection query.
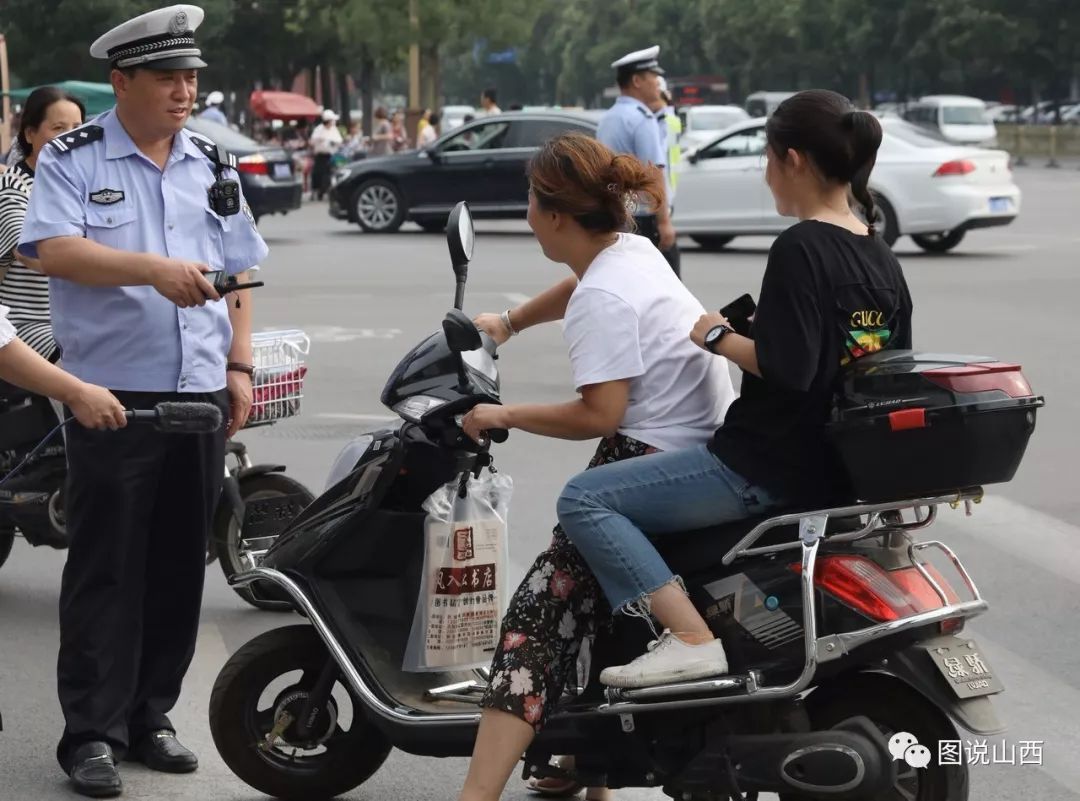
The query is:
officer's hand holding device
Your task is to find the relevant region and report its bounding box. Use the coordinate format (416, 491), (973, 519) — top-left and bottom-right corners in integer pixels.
(204, 270), (265, 295)
(146, 257), (221, 308)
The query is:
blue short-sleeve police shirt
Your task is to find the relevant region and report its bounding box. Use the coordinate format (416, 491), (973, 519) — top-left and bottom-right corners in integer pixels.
(596, 96), (668, 208)
(19, 108), (268, 393)
(597, 96), (666, 168)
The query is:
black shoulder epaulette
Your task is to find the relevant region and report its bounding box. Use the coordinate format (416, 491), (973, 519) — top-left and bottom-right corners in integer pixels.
(187, 134), (238, 170)
(47, 124), (103, 155)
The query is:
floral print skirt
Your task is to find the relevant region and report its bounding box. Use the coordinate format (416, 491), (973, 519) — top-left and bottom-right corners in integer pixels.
(480, 434), (659, 731)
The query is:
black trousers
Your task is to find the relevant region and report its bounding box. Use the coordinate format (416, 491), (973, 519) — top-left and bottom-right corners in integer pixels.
(56, 390), (228, 770)
(634, 213), (682, 279)
(312, 153), (332, 199)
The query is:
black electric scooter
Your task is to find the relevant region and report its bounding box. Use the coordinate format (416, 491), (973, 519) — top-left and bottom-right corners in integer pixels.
(0, 378), (312, 612)
(209, 203), (1013, 801)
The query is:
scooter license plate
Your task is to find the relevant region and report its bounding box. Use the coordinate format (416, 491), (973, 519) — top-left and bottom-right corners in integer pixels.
(924, 636), (1004, 699)
(242, 493), (309, 542)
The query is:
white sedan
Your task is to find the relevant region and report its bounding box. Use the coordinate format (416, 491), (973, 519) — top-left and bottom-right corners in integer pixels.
(673, 117), (1020, 253)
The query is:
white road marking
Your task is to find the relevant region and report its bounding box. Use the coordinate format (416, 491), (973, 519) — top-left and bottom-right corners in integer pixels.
(315, 412), (398, 422)
(941, 495), (1080, 586)
(305, 325), (403, 343)
(964, 628), (1080, 792)
(977, 244), (1041, 253)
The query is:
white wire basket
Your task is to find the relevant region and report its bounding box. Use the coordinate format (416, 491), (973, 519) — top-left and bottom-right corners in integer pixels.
(246, 329), (310, 427)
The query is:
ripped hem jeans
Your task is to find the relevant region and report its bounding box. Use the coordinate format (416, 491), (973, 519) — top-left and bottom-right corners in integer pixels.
(556, 444), (783, 613)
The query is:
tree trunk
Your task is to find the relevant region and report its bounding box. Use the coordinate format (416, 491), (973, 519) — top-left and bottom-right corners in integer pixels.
(420, 44), (439, 111)
(319, 63), (334, 112)
(336, 68), (351, 122)
(360, 52), (375, 138)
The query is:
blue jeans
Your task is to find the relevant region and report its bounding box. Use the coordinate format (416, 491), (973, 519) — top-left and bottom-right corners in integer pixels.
(556, 444), (783, 613)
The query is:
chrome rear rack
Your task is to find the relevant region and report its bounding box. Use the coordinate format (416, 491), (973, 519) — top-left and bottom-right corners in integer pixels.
(598, 488), (989, 716)
(721, 486), (985, 565)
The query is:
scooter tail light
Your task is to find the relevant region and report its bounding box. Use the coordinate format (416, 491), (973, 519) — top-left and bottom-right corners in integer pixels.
(790, 555), (960, 623)
(923, 362), (1032, 397)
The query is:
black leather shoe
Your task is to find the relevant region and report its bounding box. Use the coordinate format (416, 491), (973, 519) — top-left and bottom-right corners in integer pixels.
(68, 741), (122, 798)
(129, 730), (198, 774)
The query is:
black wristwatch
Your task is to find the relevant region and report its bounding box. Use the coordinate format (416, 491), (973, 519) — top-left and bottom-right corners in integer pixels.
(704, 324), (732, 354)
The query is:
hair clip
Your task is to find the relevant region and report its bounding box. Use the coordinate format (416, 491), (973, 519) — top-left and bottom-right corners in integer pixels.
(607, 182), (619, 193)
(623, 191), (638, 212)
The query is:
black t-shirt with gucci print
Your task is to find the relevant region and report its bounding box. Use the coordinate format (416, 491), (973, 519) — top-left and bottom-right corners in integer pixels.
(710, 220), (913, 505)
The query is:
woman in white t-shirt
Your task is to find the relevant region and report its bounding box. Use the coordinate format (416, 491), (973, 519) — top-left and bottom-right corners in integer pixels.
(457, 133), (735, 801)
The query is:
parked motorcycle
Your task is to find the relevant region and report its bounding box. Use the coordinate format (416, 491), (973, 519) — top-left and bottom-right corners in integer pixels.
(0, 330), (314, 612)
(208, 203), (1042, 800)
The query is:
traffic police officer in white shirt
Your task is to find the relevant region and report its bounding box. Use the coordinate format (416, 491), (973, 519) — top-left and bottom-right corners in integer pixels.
(597, 46), (680, 277)
(18, 5), (268, 797)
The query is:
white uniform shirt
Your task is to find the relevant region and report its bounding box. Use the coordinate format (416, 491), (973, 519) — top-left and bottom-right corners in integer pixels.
(563, 233), (735, 451)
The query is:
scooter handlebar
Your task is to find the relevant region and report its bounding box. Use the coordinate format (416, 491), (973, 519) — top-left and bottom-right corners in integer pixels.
(487, 428), (509, 444)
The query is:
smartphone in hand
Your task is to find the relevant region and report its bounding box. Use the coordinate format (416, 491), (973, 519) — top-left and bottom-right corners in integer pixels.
(720, 293), (756, 337)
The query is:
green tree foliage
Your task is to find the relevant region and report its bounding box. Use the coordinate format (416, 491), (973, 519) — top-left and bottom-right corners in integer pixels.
(1, 0), (1076, 108)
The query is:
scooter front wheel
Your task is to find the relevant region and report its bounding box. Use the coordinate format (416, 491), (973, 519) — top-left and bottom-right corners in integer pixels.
(209, 624), (391, 801)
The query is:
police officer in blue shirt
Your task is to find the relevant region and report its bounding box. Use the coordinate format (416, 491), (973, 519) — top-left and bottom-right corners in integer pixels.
(597, 45), (680, 277)
(18, 5), (267, 797)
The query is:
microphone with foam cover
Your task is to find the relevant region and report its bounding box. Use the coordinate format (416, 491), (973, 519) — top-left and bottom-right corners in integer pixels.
(126, 402), (223, 433)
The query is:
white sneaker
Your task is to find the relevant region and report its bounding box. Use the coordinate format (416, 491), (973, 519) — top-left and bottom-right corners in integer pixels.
(600, 630), (729, 689)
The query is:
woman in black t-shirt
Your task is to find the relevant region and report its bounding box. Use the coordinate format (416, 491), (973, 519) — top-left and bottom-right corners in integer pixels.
(552, 89), (913, 694)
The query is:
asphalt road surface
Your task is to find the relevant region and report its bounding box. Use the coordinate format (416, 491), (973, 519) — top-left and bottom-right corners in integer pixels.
(1, 166), (1078, 801)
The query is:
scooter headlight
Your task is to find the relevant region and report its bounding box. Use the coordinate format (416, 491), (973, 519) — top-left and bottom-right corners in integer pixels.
(392, 395), (448, 423)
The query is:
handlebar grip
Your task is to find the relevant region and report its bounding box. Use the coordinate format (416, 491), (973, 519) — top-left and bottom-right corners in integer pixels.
(487, 428), (509, 444)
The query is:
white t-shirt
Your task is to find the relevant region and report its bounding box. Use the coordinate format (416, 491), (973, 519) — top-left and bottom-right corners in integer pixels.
(417, 125), (438, 148)
(309, 123), (343, 155)
(563, 233), (735, 451)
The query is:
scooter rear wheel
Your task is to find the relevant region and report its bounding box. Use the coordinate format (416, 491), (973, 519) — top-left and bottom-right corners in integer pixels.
(781, 673), (969, 801)
(214, 473), (314, 611)
(209, 624), (391, 801)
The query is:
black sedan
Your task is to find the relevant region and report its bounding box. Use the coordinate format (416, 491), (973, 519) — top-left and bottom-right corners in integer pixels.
(329, 111), (599, 233)
(185, 116), (303, 223)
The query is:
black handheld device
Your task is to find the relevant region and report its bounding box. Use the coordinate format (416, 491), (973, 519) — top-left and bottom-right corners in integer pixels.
(205, 270), (265, 295)
(719, 293), (757, 337)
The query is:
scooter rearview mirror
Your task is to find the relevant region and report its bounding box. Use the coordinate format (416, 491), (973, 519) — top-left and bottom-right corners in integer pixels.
(446, 201), (475, 303)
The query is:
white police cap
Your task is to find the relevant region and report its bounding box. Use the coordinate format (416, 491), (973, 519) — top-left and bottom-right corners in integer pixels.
(611, 45), (665, 77)
(90, 5), (207, 70)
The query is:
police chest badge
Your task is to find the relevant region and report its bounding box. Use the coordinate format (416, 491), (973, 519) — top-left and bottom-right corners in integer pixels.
(89, 189), (125, 205)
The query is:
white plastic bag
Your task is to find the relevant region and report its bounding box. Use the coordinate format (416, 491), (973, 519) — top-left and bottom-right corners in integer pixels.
(403, 468), (513, 672)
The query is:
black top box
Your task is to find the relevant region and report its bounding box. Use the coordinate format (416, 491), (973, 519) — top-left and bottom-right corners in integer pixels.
(828, 351), (1044, 502)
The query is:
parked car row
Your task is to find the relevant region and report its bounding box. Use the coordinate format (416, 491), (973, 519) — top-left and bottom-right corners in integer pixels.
(327, 108), (1020, 253)
(675, 117), (1018, 253)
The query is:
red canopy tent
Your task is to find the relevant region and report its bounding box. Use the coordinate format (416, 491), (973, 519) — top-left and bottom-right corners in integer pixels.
(249, 90), (321, 121)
